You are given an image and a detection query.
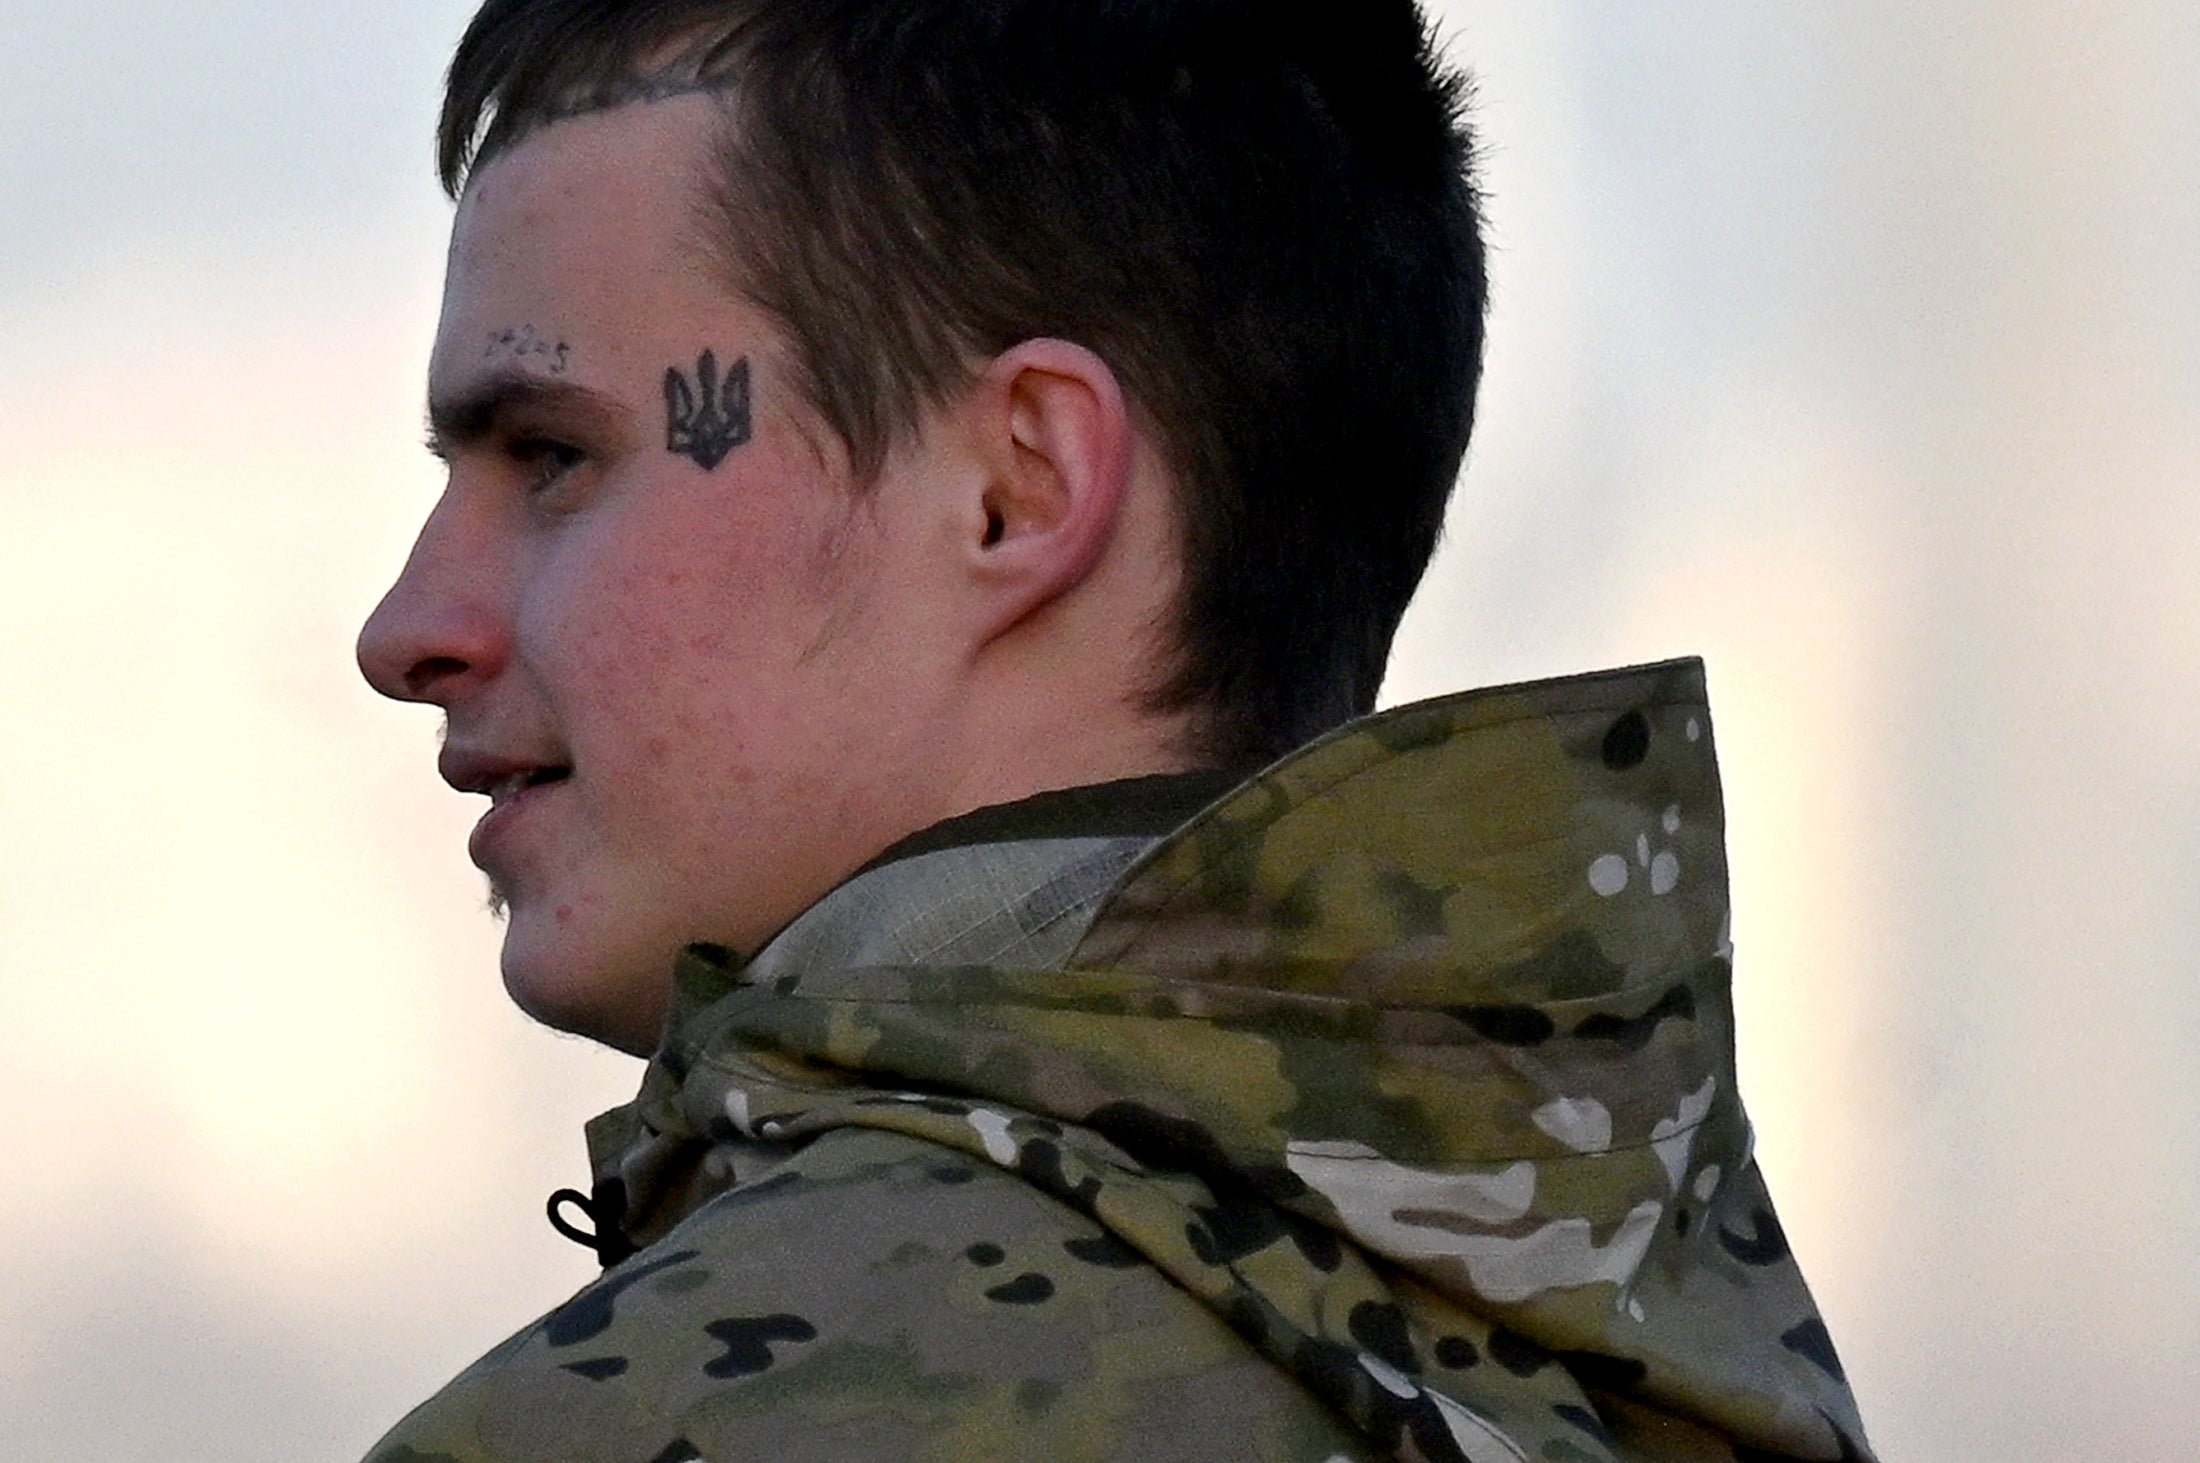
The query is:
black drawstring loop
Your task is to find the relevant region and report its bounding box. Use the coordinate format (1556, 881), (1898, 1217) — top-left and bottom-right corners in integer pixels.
(546, 1188), (598, 1249)
(546, 1180), (638, 1268)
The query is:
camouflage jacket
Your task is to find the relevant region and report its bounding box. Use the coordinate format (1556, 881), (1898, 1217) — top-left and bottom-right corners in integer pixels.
(368, 659), (1872, 1463)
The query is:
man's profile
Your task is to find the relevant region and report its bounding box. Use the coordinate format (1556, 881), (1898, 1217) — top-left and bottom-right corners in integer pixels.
(357, 1), (1873, 1458)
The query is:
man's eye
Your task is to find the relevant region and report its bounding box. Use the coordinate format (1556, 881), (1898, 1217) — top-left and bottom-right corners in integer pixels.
(511, 437), (586, 491)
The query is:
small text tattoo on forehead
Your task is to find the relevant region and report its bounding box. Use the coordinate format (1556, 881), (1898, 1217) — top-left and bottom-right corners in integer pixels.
(665, 350), (753, 471)
(484, 325), (570, 375)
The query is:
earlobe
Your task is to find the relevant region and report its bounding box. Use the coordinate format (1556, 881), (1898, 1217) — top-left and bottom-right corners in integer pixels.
(966, 339), (1135, 643)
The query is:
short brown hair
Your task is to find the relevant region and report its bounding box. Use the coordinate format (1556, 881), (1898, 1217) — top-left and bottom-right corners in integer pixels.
(442, 0), (1486, 766)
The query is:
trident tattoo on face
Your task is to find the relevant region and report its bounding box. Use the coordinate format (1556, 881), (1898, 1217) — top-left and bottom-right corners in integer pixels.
(664, 350), (752, 470)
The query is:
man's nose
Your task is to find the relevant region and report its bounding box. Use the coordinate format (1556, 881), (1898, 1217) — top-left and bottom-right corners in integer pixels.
(356, 494), (510, 706)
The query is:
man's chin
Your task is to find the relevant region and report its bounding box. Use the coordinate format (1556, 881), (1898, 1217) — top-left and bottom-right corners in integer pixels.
(497, 913), (670, 1056)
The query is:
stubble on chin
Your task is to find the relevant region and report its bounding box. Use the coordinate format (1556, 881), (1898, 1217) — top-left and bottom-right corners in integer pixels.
(484, 877), (510, 921)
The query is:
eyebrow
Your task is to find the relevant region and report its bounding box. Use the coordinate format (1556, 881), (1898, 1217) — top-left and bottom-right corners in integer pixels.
(424, 371), (631, 458)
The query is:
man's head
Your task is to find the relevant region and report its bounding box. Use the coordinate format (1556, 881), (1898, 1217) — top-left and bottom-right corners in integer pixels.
(359, 0), (1484, 1051)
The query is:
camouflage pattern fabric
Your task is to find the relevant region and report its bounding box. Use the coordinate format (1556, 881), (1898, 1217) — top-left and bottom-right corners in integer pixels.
(368, 659), (1873, 1462)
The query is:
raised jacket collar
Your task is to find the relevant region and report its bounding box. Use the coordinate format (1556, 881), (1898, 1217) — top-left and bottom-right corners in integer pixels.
(579, 659), (1872, 1461)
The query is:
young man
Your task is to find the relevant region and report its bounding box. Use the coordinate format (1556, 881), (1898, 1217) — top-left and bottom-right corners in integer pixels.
(358, 2), (1872, 1459)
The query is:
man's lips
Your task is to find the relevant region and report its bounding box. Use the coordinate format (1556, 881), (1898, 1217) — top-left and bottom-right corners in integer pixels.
(461, 767), (571, 874)
(484, 766), (571, 808)
(440, 747), (574, 875)
(439, 745), (574, 804)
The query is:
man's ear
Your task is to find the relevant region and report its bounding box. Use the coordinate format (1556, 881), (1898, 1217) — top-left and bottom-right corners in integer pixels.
(959, 338), (1135, 645)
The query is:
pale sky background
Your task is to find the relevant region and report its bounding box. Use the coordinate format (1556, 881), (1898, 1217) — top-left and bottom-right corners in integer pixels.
(2, 4), (2194, 1460)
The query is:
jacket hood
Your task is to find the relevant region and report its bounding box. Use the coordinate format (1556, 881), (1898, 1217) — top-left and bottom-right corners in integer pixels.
(588, 659), (1870, 1462)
